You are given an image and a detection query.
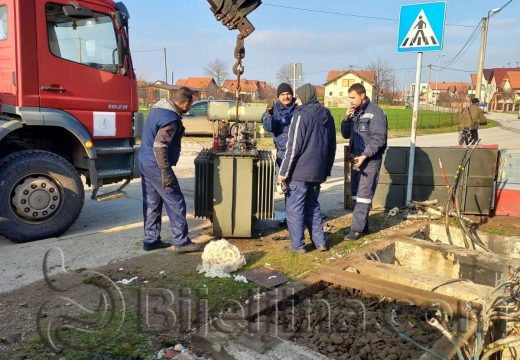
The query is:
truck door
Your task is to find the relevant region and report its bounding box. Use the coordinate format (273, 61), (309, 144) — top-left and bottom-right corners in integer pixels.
(0, 0), (16, 106)
(35, 1), (132, 139)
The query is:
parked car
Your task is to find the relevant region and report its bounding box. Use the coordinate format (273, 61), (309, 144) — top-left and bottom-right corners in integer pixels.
(182, 100), (232, 136)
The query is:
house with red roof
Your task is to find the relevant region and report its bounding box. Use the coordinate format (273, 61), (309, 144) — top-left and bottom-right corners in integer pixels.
(426, 82), (471, 104)
(138, 80), (199, 108)
(221, 79), (274, 100)
(175, 77), (219, 99)
(324, 70), (376, 108)
(469, 69), (494, 103)
(486, 68), (520, 111)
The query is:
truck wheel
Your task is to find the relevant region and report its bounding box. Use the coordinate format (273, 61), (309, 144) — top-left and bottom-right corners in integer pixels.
(0, 150), (84, 242)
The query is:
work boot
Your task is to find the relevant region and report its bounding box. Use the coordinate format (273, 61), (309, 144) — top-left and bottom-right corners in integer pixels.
(316, 245), (328, 252)
(344, 231), (363, 241)
(171, 242), (205, 254)
(285, 246), (307, 254)
(143, 240), (172, 251)
(278, 219), (287, 228)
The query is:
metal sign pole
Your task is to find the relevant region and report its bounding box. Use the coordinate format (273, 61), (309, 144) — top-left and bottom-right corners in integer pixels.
(405, 51), (423, 204)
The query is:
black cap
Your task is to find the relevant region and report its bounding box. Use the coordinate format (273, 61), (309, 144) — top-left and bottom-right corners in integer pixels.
(277, 83), (293, 97)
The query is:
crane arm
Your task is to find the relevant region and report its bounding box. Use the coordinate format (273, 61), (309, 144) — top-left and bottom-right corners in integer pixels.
(207, 0), (261, 38)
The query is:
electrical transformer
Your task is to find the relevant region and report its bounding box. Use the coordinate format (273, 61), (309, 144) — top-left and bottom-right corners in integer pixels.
(194, 101), (276, 237)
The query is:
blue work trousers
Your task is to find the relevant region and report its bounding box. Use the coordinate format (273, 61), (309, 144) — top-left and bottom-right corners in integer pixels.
(286, 180), (326, 250)
(139, 164), (191, 247)
(350, 159), (382, 233)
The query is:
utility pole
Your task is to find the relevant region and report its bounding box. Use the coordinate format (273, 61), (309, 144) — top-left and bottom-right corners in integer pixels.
(292, 62), (296, 93)
(164, 47), (168, 84)
(475, 2), (511, 100)
(402, 74), (407, 101)
(427, 64), (432, 104)
(171, 71), (174, 85)
(476, 17), (488, 101)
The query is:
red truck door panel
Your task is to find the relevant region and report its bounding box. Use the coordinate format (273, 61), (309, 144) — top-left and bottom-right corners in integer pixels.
(0, 0), (16, 106)
(35, 0), (132, 138)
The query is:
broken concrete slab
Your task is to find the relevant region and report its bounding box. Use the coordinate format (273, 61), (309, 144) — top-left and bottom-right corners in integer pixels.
(423, 223), (520, 258)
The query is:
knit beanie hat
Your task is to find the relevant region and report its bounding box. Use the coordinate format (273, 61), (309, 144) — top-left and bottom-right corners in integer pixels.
(277, 83), (293, 97)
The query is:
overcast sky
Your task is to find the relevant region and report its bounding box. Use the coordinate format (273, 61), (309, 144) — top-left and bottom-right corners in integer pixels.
(126, 0), (520, 88)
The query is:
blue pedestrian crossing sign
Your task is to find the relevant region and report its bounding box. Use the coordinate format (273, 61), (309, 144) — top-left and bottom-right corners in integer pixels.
(398, 2), (446, 53)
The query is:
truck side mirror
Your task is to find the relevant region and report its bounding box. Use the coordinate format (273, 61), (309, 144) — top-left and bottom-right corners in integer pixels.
(115, 2), (130, 29)
(63, 5), (94, 20)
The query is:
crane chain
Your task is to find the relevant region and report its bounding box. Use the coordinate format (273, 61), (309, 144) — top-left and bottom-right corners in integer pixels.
(232, 35), (245, 141)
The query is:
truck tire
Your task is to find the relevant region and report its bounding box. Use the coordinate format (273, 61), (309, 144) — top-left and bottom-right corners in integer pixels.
(0, 150), (84, 242)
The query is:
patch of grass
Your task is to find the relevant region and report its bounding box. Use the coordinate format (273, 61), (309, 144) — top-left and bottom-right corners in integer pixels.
(13, 311), (153, 360)
(483, 226), (507, 236)
(170, 271), (260, 312)
(480, 226), (508, 236)
(329, 107), (497, 137)
(242, 228), (364, 280)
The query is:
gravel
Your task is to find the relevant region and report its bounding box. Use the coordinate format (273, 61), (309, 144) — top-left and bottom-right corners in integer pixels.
(275, 287), (446, 360)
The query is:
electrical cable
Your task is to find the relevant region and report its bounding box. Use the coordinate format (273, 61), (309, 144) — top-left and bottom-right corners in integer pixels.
(262, 3), (477, 28)
(441, 21), (483, 69)
(390, 308), (448, 360)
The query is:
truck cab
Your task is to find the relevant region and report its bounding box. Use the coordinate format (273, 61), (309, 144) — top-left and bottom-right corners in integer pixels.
(0, 0), (142, 242)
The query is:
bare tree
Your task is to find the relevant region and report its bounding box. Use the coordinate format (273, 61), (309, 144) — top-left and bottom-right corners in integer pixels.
(276, 63), (292, 84)
(367, 58), (396, 103)
(205, 59), (229, 88)
(135, 68), (150, 82)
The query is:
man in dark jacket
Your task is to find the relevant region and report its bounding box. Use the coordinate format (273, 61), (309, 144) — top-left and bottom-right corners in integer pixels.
(263, 83), (297, 167)
(278, 84), (336, 253)
(263, 83), (297, 226)
(341, 83), (388, 241)
(139, 87), (204, 253)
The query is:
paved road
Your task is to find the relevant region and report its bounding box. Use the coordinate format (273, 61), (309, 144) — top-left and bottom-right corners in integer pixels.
(1, 112), (518, 294)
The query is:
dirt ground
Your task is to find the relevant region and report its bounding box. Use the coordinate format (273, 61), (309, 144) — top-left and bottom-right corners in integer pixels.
(1, 209), (520, 359)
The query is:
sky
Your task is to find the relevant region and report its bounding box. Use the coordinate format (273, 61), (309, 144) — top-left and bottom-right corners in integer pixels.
(125, 0), (520, 88)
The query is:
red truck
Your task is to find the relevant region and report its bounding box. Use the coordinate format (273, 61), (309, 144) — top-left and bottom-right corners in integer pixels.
(0, 0), (142, 242)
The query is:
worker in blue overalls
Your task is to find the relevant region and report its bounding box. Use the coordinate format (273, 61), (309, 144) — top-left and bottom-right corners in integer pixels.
(139, 87), (204, 253)
(341, 83), (388, 241)
(278, 84), (337, 253)
(262, 83), (296, 227)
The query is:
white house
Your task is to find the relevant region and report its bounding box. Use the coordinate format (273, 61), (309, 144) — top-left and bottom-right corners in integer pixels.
(324, 70), (376, 108)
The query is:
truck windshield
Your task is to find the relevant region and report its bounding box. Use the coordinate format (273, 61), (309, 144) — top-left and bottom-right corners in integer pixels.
(46, 3), (119, 73)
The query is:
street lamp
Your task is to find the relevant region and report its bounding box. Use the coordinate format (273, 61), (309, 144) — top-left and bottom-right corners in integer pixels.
(434, 53), (445, 111)
(476, 2), (512, 101)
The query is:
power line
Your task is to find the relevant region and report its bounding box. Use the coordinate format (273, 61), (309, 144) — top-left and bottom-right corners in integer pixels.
(132, 48), (164, 53)
(263, 3), (395, 22)
(440, 19), (483, 69)
(262, 3), (476, 28)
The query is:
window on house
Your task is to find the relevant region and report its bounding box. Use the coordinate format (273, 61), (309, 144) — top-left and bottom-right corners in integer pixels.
(329, 92), (333, 96)
(0, 6), (7, 40)
(342, 79), (355, 88)
(334, 81), (337, 85)
(339, 92), (343, 97)
(152, 89), (160, 99)
(361, 81), (365, 85)
(46, 3), (119, 72)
